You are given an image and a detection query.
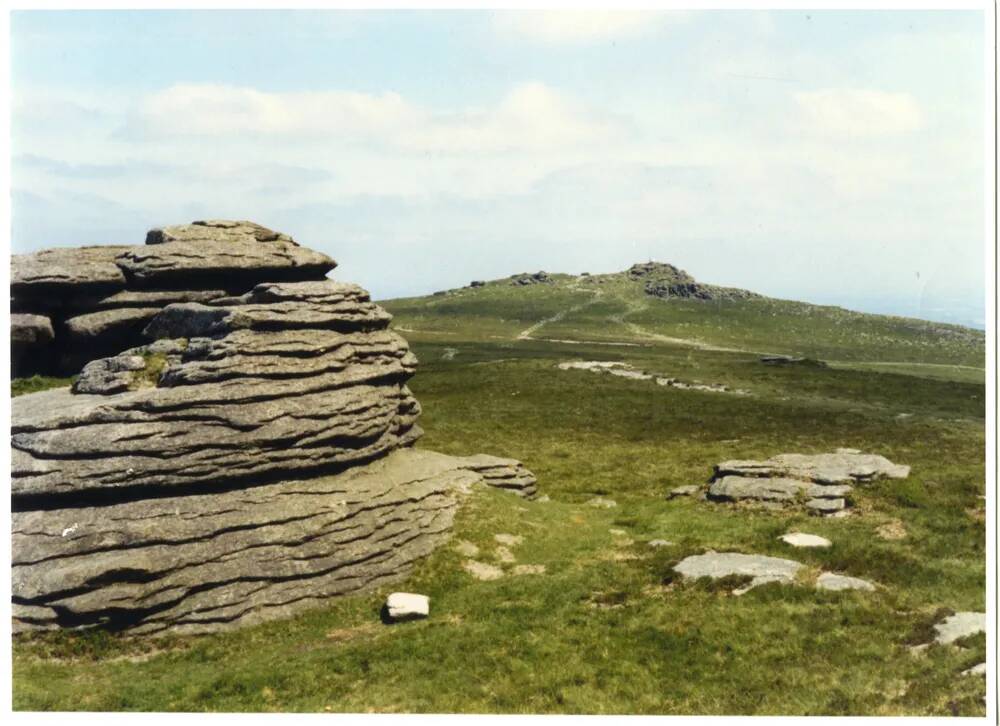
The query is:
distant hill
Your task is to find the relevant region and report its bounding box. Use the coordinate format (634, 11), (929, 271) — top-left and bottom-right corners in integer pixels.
(381, 262), (985, 370)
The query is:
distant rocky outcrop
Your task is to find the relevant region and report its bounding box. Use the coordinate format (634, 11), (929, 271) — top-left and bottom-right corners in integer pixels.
(707, 448), (910, 514)
(11, 221), (538, 635)
(11, 220), (335, 377)
(509, 271), (552, 286)
(626, 262), (759, 302)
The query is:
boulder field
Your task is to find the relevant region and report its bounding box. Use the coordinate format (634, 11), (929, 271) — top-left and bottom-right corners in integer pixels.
(11, 221), (537, 635)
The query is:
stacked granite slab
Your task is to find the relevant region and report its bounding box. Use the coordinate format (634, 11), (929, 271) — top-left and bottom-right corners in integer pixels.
(11, 220), (334, 376)
(11, 221), (537, 635)
(707, 449), (910, 514)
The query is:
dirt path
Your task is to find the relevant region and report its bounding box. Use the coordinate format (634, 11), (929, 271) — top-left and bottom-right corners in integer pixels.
(614, 298), (753, 353)
(516, 287), (604, 340)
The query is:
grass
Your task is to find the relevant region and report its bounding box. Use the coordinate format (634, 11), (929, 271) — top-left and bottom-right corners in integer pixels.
(11, 374), (73, 397)
(10, 274), (987, 715)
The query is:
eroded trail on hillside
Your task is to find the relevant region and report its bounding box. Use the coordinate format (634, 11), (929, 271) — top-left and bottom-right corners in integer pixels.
(522, 288), (758, 354)
(515, 287), (605, 341)
(614, 298), (753, 353)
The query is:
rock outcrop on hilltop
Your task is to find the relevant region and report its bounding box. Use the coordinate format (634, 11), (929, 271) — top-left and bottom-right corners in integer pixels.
(11, 220), (335, 376)
(11, 221), (537, 635)
(509, 271), (552, 286)
(626, 262), (759, 302)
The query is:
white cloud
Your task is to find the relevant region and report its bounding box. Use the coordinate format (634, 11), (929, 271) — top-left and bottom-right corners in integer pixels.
(493, 10), (684, 45)
(133, 81), (616, 154)
(793, 88), (923, 137)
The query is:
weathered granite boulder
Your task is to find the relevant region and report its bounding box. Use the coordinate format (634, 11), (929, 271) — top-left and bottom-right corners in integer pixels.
(10, 221), (337, 376)
(707, 449), (909, 514)
(11, 222), (539, 635)
(13, 449), (482, 635)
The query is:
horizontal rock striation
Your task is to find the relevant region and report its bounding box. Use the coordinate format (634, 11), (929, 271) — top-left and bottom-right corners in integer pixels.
(11, 220), (539, 635)
(13, 449), (482, 635)
(11, 220), (336, 376)
(707, 449), (909, 514)
(11, 280), (422, 505)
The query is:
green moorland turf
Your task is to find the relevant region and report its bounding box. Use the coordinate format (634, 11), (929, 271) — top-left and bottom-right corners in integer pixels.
(11, 274), (987, 715)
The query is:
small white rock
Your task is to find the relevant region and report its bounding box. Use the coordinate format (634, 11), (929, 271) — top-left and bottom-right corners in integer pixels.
(780, 533), (831, 548)
(816, 572), (876, 591)
(648, 539), (673, 548)
(587, 497), (617, 508)
(385, 592), (429, 621)
(463, 560), (505, 581)
(512, 564), (546, 576)
(934, 612), (986, 644)
(961, 662), (986, 677)
(454, 539), (479, 557)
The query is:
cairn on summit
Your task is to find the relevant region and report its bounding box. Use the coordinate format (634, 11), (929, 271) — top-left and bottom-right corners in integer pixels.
(11, 220), (537, 635)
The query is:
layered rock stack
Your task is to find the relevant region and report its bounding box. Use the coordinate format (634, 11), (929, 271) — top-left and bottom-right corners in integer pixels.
(11, 221), (537, 635)
(11, 220), (334, 376)
(707, 449), (910, 514)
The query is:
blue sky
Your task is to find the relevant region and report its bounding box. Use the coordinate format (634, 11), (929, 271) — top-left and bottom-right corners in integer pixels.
(10, 9), (987, 327)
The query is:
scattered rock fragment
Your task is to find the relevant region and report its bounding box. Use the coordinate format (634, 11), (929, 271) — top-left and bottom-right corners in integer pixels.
(961, 663), (986, 677)
(512, 565), (546, 576)
(385, 593), (429, 622)
(933, 612), (986, 644)
(816, 573), (876, 591)
(876, 520), (908, 540)
(648, 539), (673, 548)
(558, 361), (743, 394)
(780, 533), (831, 548)
(495, 546), (516, 564)
(668, 485), (700, 499)
(454, 540), (480, 557)
(674, 551), (803, 594)
(463, 560), (505, 581)
(587, 497), (617, 508)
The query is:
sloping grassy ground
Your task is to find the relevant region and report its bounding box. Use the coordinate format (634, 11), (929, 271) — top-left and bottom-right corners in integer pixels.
(387, 274), (985, 370)
(12, 328), (986, 714)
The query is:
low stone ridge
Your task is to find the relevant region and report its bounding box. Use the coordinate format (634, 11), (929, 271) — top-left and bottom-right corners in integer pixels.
(11, 221), (539, 635)
(11, 221), (337, 376)
(626, 262), (759, 302)
(707, 449), (910, 514)
(760, 355), (828, 368)
(675, 552), (879, 596)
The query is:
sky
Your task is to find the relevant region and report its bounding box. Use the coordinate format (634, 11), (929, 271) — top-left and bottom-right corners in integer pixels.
(9, 9), (988, 328)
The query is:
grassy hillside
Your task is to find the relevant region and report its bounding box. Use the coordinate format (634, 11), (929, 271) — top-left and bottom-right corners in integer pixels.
(11, 267), (987, 715)
(385, 271), (985, 374)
